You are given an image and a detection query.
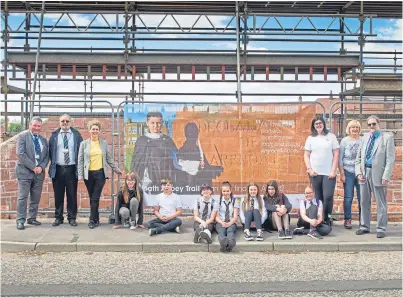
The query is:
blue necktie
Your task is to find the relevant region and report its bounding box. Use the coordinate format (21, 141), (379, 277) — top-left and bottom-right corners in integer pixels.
(33, 135), (41, 163)
(365, 136), (376, 164)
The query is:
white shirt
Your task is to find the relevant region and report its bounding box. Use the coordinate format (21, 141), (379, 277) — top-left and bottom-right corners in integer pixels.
(304, 133), (339, 175)
(56, 129), (75, 165)
(239, 196), (268, 224)
(300, 198), (323, 212)
(214, 197), (240, 222)
(155, 192), (182, 217)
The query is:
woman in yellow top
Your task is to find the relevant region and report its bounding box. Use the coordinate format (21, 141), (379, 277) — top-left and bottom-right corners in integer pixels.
(78, 119), (122, 229)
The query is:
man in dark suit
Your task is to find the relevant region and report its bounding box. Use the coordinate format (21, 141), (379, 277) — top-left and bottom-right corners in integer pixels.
(49, 114), (83, 227)
(15, 116), (49, 230)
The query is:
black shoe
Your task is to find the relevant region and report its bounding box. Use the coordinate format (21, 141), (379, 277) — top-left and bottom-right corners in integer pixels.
(220, 238), (229, 252)
(149, 228), (157, 236)
(88, 221), (96, 229)
(27, 219), (41, 226)
(293, 227), (305, 235)
(193, 228), (202, 243)
(278, 229), (286, 239)
(16, 222), (25, 230)
(377, 232), (386, 238)
(356, 229), (370, 235)
(52, 220), (63, 227)
(69, 219), (77, 227)
(200, 230), (213, 244)
(94, 221), (100, 227)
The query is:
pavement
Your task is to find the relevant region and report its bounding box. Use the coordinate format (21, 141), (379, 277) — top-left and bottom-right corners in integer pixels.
(1, 216), (401, 253)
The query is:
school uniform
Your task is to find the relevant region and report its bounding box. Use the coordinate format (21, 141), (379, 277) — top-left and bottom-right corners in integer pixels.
(297, 198), (331, 236)
(193, 196), (215, 232)
(239, 196), (267, 230)
(214, 197), (240, 251)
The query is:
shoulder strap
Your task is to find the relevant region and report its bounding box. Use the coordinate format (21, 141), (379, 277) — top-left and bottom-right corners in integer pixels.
(211, 198), (215, 211)
(232, 197), (236, 206)
(197, 199), (200, 211)
(220, 196), (222, 206)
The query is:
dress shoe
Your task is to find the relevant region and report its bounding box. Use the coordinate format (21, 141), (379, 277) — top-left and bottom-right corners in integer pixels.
(27, 219), (41, 226)
(16, 222), (25, 230)
(356, 229), (370, 235)
(377, 232), (386, 238)
(88, 221), (96, 229)
(69, 219), (77, 227)
(52, 220), (63, 227)
(94, 221), (100, 227)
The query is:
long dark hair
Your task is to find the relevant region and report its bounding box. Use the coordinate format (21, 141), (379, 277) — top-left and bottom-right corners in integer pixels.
(310, 115), (329, 136)
(264, 180), (283, 205)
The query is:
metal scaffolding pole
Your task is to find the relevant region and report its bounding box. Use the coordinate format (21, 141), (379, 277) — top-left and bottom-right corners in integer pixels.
(359, 1), (365, 117)
(2, 1), (9, 133)
(235, 1), (242, 102)
(29, 1), (45, 120)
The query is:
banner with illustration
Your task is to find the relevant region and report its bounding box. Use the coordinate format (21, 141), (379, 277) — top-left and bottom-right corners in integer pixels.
(124, 103), (316, 208)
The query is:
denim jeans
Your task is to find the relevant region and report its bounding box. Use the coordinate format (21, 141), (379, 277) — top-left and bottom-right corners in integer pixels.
(148, 218), (182, 233)
(343, 169), (361, 220)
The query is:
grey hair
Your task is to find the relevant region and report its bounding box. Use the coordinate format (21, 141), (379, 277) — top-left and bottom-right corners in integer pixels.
(367, 115), (380, 124)
(30, 116), (42, 124)
(59, 114), (72, 121)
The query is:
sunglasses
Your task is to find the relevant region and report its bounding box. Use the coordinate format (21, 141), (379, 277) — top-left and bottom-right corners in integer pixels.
(60, 120), (70, 123)
(368, 123), (377, 127)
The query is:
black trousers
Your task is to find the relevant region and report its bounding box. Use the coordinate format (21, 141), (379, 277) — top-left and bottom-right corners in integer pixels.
(84, 169), (106, 223)
(52, 165), (78, 221)
(310, 175), (336, 221)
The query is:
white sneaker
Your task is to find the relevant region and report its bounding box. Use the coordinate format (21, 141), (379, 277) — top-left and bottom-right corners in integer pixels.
(130, 221), (136, 230)
(175, 226), (180, 234)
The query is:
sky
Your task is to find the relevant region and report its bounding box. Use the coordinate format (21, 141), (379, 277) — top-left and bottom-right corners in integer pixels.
(1, 8), (402, 116)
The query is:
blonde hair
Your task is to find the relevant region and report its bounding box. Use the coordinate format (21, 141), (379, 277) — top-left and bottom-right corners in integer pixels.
(242, 182), (263, 215)
(345, 120), (361, 135)
(87, 119), (101, 130)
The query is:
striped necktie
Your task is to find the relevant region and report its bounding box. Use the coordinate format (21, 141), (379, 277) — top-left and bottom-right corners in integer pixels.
(63, 133), (70, 164)
(224, 201), (230, 222)
(202, 202), (209, 220)
(250, 198), (255, 211)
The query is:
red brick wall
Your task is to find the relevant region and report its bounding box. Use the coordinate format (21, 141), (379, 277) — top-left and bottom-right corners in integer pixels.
(1, 116), (401, 220)
(0, 116), (125, 218)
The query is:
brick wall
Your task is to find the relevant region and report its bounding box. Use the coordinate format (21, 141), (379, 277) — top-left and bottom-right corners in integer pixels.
(1, 116), (401, 220)
(0, 116), (125, 219)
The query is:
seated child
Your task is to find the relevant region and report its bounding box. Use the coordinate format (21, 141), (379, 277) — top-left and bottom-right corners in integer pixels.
(148, 178), (182, 236)
(213, 181), (240, 252)
(293, 185), (332, 239)
(239, 182), (267, 241)
(193, 183), (216, 244)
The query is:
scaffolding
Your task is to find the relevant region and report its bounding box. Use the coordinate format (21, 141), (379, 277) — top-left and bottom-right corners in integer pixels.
(1, 1), (402, 136)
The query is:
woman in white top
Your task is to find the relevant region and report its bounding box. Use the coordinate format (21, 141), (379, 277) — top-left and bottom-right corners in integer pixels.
(304, 115), (339, 225)
(239, 182), (267, 241)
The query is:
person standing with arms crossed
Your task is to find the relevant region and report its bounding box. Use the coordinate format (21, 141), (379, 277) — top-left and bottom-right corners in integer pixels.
(49, 114), (83, 227)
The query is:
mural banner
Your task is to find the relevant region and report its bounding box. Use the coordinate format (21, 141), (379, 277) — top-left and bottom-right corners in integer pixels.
(124, 103), (316, 208)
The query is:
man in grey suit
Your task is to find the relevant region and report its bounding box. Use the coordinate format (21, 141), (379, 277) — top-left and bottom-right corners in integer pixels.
(15, 116), (49, 230)
(355, 115), (395, 238)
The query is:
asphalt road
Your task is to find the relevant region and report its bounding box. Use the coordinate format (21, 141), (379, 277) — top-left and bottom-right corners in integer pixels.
(1, 251), (401, 296)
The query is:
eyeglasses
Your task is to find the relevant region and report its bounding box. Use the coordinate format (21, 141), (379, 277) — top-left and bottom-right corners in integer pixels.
(60, 120), (70, 123)
(368, 123), (377, 127)
(314, 122), (323, 126)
